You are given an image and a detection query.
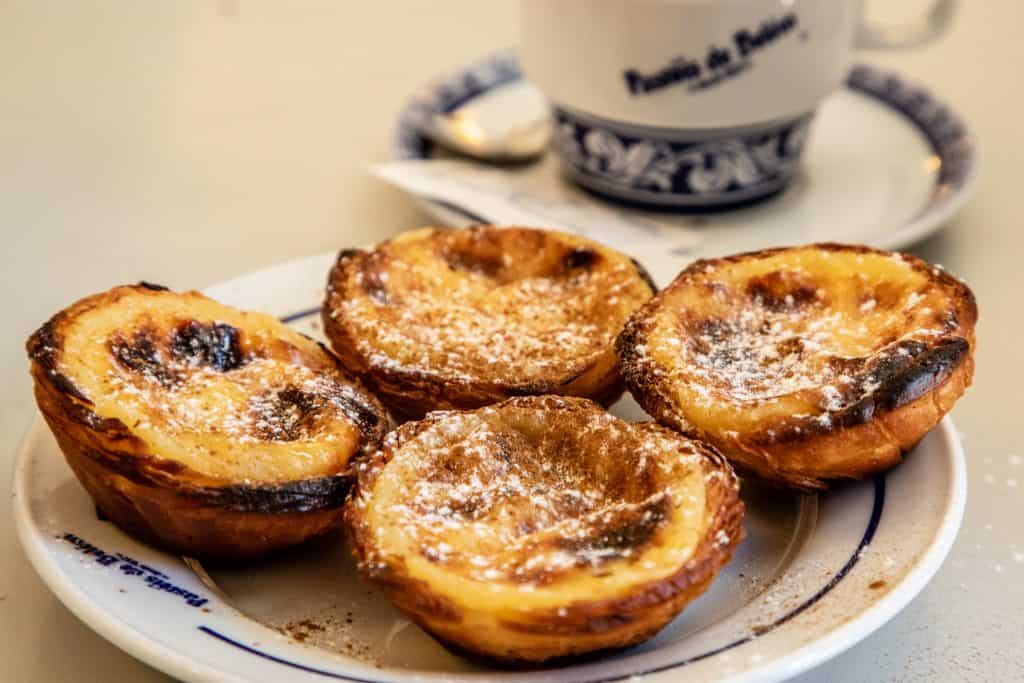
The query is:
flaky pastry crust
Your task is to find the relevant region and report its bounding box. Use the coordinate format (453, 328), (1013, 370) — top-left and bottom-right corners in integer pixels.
(345, 396), (742, 664)
(617, 244), (977, 491)
(27, 283), (386, 560)
(323, 226), (656, 420)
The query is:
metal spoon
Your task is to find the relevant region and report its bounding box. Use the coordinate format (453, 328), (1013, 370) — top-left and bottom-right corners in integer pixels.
(419, 79), (552, 163)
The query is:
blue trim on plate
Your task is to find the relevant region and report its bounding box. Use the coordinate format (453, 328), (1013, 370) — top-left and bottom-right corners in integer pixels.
(199, 476), (885, 682)
(202, 301), (889, 682)
(281, 306), (323, 324)
(199, 627), (367, 681)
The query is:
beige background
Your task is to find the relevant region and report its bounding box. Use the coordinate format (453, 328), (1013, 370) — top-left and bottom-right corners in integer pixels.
(1, 1), (1020, 680)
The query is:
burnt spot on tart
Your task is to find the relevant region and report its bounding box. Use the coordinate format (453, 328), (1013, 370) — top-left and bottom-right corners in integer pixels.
(563, 247), (599, 272)
(248, 379), (383, 445)
(753, 336), (971, 446)
(110, 328), (180, 387)
(105, 316), (253, 393)
(110, 321), (249, 387)
(250, 386), (323, 441)
(26, 319), (91, 403)
(442, 241), (508, 279)
(437, 227), (524, 281)
(842, 337), (969, 419)
(194, 474), (353, 514)
(745, 271), (821, 311)
(336, 248), (363, 264)
(358, 252), (394, 305)
(554, 495), (670, 562)
(441, 230), (605, 283)
(170, 321), (246, 372)
(329, 389), (383, 448)
(26, 319), (62, 377)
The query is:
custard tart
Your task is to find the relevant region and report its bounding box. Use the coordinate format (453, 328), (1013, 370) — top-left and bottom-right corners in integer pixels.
(323, 226), (656, 420)
(617, 244), (977, 491)
(345, 395), (743, 665)
(27, 283), (386, 560)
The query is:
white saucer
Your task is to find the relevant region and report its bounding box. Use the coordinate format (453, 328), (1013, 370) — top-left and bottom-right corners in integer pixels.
(394, 52), (977, 257)
(14, 251), (967, 683)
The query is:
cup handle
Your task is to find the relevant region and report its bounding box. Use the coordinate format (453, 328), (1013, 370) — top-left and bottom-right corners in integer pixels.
(857, 0), (956, 50)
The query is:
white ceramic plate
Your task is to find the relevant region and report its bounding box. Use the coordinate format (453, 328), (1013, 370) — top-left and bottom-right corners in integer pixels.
(13, 251), (967, 683)
(394, 52), (977, 257)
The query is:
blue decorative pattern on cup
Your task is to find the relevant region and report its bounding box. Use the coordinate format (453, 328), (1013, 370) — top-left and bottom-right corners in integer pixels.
(550, 110), (811, 208)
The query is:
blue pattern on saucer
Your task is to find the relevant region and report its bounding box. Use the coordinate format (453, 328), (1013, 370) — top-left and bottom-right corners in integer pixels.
(394, 51), (975, 215)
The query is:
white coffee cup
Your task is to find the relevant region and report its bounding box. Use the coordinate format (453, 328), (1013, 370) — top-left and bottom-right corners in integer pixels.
(520, 0), (955, 208)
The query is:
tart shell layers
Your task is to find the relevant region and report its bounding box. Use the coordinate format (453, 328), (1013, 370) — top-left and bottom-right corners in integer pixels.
(617, 244), (977, 491)
(323, 226), (656, 420)
(345, 396), (743, 664)
(27, 283), (386, 560)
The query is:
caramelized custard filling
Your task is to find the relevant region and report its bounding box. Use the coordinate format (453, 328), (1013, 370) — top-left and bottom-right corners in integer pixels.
(329, 228), (653, 384)
(50, 290), (381, 482)
(354, 398), (734, 608)
(651, 249), (968, 412)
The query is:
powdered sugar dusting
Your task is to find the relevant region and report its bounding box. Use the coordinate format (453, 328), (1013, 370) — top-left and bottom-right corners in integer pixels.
(636, 251), (962, 410)
(333, 230), (651, 384)
(106, 356), (368, 445)
(358, 398), (722, 587)
(60, 304), (382, 481)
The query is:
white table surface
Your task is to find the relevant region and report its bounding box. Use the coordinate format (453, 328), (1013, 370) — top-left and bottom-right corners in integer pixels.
(2, 2), (1020, 681)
